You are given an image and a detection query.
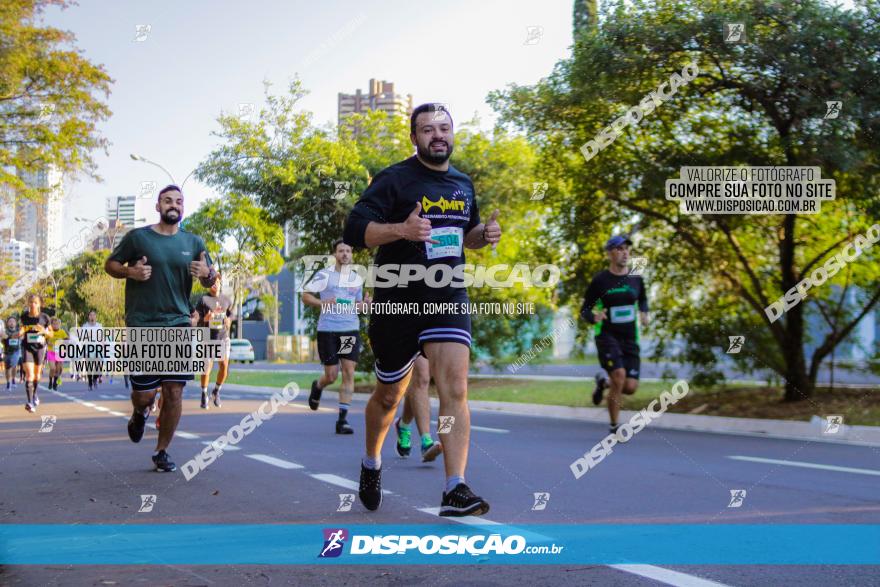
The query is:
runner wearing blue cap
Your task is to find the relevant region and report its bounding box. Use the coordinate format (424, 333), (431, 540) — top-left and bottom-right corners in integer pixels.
(580, 235), (648, 434)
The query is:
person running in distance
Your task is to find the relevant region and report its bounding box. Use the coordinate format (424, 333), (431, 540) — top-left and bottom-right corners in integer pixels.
(46, 317), (69, 390)
(302, 238), (371, 435)
(581, 235), (648, 434)
(196, 272), (233, 409)
(2, 317), (22, 390)
(20, 294), (52, 412)
(104, 184), (217, 472)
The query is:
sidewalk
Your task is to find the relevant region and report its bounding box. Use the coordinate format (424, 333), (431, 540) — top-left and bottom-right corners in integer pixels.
(220, 383), (880, 448)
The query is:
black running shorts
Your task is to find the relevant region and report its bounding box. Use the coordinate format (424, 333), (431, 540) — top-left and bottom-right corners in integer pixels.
(595, 334), (641, 380)
(22, 344), (47, 365)
(129, 373), (194, 392)
(317, 330), (361, 365)
(368, 297), (471, 384)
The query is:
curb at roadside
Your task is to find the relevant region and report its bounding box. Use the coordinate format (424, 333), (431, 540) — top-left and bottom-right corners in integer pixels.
(220, 383), (880, 448)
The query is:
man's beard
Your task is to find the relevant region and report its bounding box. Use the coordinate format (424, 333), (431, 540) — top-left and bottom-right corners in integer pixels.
(417, 140), (453, 164)
(161, 209), (181, 225)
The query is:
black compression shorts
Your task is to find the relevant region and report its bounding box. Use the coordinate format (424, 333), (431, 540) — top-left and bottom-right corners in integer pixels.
(595, 335), (641, 380)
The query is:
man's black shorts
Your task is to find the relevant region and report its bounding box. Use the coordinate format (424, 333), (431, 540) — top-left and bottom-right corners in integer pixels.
(595, 335), (640, 380)
(129, 373), (195, 392)
(317, 330), (361, 365)
(368, 299), (471, 384)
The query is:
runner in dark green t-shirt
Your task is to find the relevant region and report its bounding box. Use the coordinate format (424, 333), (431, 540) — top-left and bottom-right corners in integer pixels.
(105, 184), (217, 473)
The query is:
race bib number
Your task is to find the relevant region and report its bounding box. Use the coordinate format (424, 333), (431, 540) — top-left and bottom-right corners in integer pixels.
(335, 297), (353, 305)
(8, 338), (19, 348)
(425, 227), (463, 260)
(609, 305), (635, 324)
(26, 332), (45, 345)
(209, 317), (224, 329)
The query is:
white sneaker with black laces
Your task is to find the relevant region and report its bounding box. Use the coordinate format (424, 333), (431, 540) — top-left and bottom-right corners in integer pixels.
(439, 483), (490, 517)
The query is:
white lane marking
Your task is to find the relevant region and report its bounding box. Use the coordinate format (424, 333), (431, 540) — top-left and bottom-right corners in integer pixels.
(610, 565), (732, 587)
(174, 431), (200, 439)
(99, 394), (112, 399)
(433, 420), (509, 434)
(94, 406), (110, 412)
(245, 454), (304, 469)
(109, 411), (126, 417)
(81, 402), (96, 408)
(203, 441), (240, 451)
(729, 455), (880, 476)
(310, 473), (392, 495)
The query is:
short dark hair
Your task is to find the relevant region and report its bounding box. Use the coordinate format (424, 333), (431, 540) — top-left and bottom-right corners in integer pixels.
(410, 103), (453, 134)
(332, 238), (348, 253)
(158, 184), (182, 199)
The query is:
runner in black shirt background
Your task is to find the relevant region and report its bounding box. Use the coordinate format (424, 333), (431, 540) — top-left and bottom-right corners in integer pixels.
(344, 103), (501, 517)
(580, 235), (649, 433)
(19, 294), (52, 413)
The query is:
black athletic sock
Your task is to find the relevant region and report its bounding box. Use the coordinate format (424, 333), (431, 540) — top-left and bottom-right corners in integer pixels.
(25, 381), (34, 404)
(338, 402), (349, 423)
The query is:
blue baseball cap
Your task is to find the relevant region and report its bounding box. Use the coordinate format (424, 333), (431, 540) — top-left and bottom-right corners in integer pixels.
(604, 235), (633, 251)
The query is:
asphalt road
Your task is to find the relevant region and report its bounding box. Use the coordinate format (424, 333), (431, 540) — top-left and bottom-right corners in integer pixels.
(1, 376), (878, 586)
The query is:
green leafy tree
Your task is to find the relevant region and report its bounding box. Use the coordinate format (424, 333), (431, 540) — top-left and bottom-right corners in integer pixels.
(0, 0), (112, 199)
(490, 0), (880, 400)
(78, 269), (124, 327)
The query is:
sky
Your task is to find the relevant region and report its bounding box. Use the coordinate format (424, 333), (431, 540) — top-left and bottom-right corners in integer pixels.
(45, 0), (574, 241)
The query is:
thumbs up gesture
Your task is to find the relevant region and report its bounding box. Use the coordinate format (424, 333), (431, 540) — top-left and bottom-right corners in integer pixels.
(483, 209), (502, 247)
(190, 251), (210, 279)
(128, 256), (152, 281)
(400, 203), (438, 243)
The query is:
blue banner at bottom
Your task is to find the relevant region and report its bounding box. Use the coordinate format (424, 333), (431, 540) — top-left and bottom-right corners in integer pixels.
(1, 524), (878, 565)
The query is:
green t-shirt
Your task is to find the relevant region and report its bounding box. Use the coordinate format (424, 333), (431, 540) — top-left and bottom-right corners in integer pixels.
(108, 226), (211, 327)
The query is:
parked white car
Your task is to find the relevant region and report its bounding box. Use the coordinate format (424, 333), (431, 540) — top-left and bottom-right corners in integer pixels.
(228, 338), (255, 363)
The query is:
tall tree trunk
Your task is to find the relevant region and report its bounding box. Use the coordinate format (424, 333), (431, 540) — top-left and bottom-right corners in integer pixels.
(783, 303), (813, 401)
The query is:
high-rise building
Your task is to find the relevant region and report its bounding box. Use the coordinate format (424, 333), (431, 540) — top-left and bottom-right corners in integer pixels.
(106, 195), (138, 227)
(103, 195), (146, 249)
(1, 238), (36, 277)
(337, 78), (413, 128)
(13, 166), (63, 266)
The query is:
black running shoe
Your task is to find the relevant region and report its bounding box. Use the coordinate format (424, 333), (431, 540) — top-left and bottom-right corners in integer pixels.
(200, 391), (209, 409)
(212, 389), (221, 408)
(358, 464), (382, 511)
(592, 372), (607, 406)
(395, 418), (411, 458)
(609, 423), (620, 435)
(308, 380), (322, 411)
(440, 483), (490, 517)
(152, 450), (177, 472)
(336, 420), (354, 435)
(127, 408), (148, 443)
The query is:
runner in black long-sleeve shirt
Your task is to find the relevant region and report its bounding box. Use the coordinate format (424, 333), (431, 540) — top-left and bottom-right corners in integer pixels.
(580, 235), (649, 434)
(343, 103), (501, 517)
